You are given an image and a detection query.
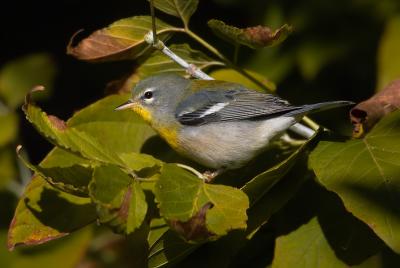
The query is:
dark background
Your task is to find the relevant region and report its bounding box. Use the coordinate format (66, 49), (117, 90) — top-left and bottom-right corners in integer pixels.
(1, 0), (399, 162)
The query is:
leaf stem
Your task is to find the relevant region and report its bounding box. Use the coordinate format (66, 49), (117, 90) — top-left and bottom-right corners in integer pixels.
(176, 163), (206, 181)
(185, 29), (228, 62)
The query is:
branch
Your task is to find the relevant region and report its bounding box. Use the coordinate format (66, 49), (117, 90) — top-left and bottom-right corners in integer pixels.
(144, 31), (213, 80)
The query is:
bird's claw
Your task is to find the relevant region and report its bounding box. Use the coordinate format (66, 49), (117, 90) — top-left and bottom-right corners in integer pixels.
(202, 170), (223, 183)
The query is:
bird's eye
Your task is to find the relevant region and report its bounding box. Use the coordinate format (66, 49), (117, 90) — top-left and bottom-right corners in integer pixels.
(144, 91), (153, 99)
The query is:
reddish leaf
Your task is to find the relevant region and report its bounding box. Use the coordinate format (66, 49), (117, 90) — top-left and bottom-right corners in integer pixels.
(242, 24), (292, 48)
(350, 79), (400, 137)
(67, 16), (176, 62)
(208, 19), (292, 49)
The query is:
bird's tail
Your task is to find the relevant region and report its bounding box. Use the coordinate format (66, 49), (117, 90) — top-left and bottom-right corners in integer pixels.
(286, 101), (354, 117)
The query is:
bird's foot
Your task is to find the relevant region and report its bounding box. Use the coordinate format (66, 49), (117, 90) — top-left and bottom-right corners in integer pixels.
(202, 169), (224, 183)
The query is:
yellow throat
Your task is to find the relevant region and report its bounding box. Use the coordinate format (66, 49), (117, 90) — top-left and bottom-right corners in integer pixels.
(131, 105), (179, 150)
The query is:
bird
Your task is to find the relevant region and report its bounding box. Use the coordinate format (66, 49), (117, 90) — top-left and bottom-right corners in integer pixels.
(116, 73), (353, 181)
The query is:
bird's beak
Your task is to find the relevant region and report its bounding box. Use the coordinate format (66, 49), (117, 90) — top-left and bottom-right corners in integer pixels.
(114, 99), (136, 111)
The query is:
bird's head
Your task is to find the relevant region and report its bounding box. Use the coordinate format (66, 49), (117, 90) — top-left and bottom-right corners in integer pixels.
(115, 74), (190, 125)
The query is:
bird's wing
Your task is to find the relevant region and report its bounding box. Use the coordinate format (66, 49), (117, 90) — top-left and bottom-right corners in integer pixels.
(175, 87), (303, 126)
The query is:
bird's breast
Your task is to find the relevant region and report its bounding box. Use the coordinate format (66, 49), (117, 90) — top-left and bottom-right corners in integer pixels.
(175, 117), (297, 169)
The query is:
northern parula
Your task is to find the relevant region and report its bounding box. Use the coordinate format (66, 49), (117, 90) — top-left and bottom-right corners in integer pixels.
(116, 74), (352, 179)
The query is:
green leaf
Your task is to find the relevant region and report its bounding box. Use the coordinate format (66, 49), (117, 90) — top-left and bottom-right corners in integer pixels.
(40, 146), (92, 167)
(1, 227), (92, 268)
(210, 68), (276, 92)
(208, 19), (292, 49)
(137, 44), (224, 79)
(89, 165), (147, 234)
(23, 90), (139, 167)
(0, 53), (56, 108)
(17, 147), (93, 197)
(154, 164), (249, 240)
(119, 152), (162, 174)
(152, 0), (199, 27)
(67, 16), (176, 62)
(309, 110), (400, 253)
(0, 148), (17, 190)
(272, 182), (383, 268)
(67, 94), (156, 154)
(7, 176), (96, 250)
(377, 16), (400, 91)
(0, 112), (18, 147)
(273, 218), (379, 268)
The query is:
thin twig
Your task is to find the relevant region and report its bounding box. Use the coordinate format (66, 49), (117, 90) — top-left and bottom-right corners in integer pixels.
(149, 0), (158, 44)
(145, 31), (213, 80)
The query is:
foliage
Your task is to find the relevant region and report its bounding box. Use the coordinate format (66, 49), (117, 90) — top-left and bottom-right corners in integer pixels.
(310, 111), (400, 253)
(1, 0), (400, 267)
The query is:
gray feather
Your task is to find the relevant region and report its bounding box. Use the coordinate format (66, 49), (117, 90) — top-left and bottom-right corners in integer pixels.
(284, 101), (355, 117)
(176, 89), (300, 125)
(175, 85), (354, 126)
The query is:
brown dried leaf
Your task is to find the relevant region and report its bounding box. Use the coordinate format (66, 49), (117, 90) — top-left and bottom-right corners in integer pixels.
(208, 19), (292, 49)
(242, 24), (292, 48)
(67, 16), (176, 62)
(350, 79), (400, 137)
